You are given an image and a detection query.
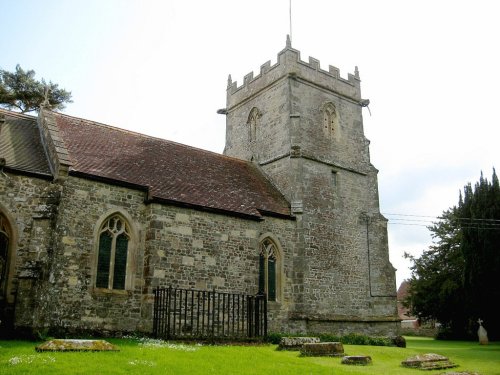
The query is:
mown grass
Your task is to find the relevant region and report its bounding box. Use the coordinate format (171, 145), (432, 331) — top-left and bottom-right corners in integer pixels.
(0, 336), (498, 375)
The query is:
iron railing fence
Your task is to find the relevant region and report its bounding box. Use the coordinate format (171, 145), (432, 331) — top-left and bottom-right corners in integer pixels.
(153, 286), (267, 340)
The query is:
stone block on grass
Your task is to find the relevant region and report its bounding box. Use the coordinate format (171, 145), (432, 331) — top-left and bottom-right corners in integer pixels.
(36, 339), (119, 352)
(341, 355), (372, 365)
(300, 342), (344, 357)
(401, 353), (457, 370)
(277, 336), (320, 351)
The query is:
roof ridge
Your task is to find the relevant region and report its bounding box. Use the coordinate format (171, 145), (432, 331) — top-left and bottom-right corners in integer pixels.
(50, 110), (252, 165)
(0, 108), (37, 120)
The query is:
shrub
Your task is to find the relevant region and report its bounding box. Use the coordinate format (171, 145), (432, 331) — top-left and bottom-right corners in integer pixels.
(265, 332), (395, 347)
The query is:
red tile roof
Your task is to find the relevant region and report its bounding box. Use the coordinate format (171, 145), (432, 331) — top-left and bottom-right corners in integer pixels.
(53, 112), (291, 219)
(397, 280), (415, 320)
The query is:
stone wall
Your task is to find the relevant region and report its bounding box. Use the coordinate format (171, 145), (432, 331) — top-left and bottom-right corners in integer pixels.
(2, 172), (297, 334)
(0, 171), (60, 329)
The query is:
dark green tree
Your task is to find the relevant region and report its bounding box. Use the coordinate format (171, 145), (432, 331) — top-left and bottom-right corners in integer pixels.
(458, 170), (500, 339)
(0, 64), (72, 113)
(405, 169), (500, 340)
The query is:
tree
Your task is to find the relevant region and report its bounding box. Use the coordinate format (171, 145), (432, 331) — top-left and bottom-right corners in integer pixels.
(0, 64), (72, 113)
(405, 169), (500, 340)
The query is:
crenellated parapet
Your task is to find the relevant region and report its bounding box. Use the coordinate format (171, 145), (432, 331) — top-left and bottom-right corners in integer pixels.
(227, 37), (361, 109)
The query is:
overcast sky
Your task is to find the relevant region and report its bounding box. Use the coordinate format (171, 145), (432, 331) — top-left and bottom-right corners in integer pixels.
(2, 0), (499, 286)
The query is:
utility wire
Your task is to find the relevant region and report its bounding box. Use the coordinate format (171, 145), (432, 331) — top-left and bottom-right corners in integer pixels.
(383, 212), (500, 230)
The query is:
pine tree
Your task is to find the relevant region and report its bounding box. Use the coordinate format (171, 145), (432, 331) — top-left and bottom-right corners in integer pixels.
(0, 65), (72, 113)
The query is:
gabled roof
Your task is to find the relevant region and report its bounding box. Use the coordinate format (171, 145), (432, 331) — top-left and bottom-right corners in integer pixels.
(51, 111), (291, 219)
(0, 109), (51, 177)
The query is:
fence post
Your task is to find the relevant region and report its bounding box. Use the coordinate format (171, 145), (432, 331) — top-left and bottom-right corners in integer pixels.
(211, 287), (216, 339)
(167, 286), (172, 339)
(254, 295), (260, 337)
(247, 295), (253, 337)
(263, 293), (267, 337)
(153, 287), (158, 337)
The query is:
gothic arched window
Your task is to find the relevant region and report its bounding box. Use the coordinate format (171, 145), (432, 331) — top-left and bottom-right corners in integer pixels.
(95, 215), (131, 290)
(259, 237), (280, 301)
(321, 102), (338, 138)
(0, 213), (11, 298)
(247, 107), (261, 142)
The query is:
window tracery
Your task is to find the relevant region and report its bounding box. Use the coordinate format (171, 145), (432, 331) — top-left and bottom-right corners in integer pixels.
(96, 215), (131, 290)
(247, 107), (260, 142)
(259, 237), (280, 301)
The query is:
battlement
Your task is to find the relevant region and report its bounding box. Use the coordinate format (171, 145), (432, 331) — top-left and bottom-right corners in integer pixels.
(227, 36), (362, 108)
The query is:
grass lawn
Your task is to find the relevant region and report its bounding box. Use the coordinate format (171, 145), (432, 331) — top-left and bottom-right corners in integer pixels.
(0, 336), (498, 375)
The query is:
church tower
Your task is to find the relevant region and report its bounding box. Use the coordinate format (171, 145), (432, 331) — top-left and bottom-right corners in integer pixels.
(224, 37), (398, 333)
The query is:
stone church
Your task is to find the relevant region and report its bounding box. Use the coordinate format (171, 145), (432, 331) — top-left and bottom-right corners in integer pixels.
(0, 39), (398, 337)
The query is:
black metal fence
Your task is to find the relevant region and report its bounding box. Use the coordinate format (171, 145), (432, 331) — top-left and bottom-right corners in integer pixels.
(153, 286), (267, 340)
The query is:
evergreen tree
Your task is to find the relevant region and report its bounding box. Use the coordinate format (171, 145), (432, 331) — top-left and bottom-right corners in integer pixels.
(405, 169), (500, 339)
(0, 64), (72, 113)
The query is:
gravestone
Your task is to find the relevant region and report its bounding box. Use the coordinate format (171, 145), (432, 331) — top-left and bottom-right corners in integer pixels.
(300, 342), (344, 357)
(341, 355), (372, 365)
(401, 353), (457, 370)
(477, 318), (488, 345)
(277, 336), (320, 351)
(36, 339), (119, 352)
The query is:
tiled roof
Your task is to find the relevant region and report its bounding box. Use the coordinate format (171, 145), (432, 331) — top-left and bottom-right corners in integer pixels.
(0, 109), (52, 177)
(53, 112), (291, 219)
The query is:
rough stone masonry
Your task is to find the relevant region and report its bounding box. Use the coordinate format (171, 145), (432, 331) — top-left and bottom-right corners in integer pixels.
(0, 37), (398, 337)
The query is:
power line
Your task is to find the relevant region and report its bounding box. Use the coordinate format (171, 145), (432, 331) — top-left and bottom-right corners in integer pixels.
(382, 212), (500, 231)
(383, 212), (500, 224)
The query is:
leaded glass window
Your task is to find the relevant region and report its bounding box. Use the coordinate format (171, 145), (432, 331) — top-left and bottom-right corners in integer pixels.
(259, 238), (278, 301)
(96, 216), (130, 290)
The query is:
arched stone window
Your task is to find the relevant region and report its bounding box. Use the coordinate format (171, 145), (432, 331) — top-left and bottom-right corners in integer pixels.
(321, 102), (338, 138)
(247, 107), (261, 142)
(259, 237), (281, 301)
(0, 213), (10, 299)
(95, 214), (132, 290)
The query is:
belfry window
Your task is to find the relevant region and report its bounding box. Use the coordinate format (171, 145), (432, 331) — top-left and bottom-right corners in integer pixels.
(259, 238), (279, 301)
(321, 102), (338, 138)
(247, 107), (260, 142)
(96, 215), (130, 290)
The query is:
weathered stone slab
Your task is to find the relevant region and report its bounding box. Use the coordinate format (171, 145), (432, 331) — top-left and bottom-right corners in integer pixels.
(440, 372), (481, 375)
(277, 336), (320, 351)
(401, 353), (458, 370)
(341, 355), (372, 365)
(35, 339), (119, 352)
(300, 342), (344, 357)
